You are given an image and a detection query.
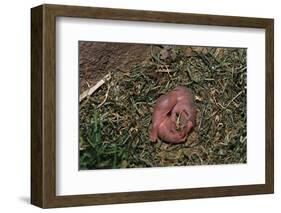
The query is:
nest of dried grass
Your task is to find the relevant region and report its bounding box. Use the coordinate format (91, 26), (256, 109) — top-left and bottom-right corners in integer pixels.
(79, 45), (247, 170)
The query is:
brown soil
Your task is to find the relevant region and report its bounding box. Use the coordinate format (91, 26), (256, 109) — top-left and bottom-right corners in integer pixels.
(79, 41), (160, 93)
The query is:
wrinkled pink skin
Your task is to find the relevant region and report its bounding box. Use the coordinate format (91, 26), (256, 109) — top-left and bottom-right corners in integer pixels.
(150, 86), (196, 143)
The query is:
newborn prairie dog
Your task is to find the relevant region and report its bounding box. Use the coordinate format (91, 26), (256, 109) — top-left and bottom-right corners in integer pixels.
(150, 86), (196, 143)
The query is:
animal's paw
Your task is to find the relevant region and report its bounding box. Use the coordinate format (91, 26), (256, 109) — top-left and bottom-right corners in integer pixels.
(149, 131), (158, 142)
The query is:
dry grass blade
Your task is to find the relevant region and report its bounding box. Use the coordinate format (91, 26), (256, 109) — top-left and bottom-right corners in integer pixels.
(79, 73), (111, 102)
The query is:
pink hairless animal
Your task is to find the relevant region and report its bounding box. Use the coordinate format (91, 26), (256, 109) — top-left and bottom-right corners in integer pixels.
(150, 86), (196, 143)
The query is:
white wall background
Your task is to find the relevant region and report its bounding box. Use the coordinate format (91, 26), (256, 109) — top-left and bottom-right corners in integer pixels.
(0, 0), (279, 212)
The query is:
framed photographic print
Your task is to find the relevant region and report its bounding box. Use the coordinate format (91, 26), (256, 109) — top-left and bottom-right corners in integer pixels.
(31, 4), (274, 208)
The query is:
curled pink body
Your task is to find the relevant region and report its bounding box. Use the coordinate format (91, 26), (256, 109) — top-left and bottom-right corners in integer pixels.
(150, 86), (196, 143)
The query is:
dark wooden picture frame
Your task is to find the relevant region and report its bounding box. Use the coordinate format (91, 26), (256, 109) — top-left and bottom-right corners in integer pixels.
(31, 4), (274, 208)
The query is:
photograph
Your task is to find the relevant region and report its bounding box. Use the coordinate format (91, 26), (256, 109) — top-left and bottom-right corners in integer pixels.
(79, 41), (247, 170)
